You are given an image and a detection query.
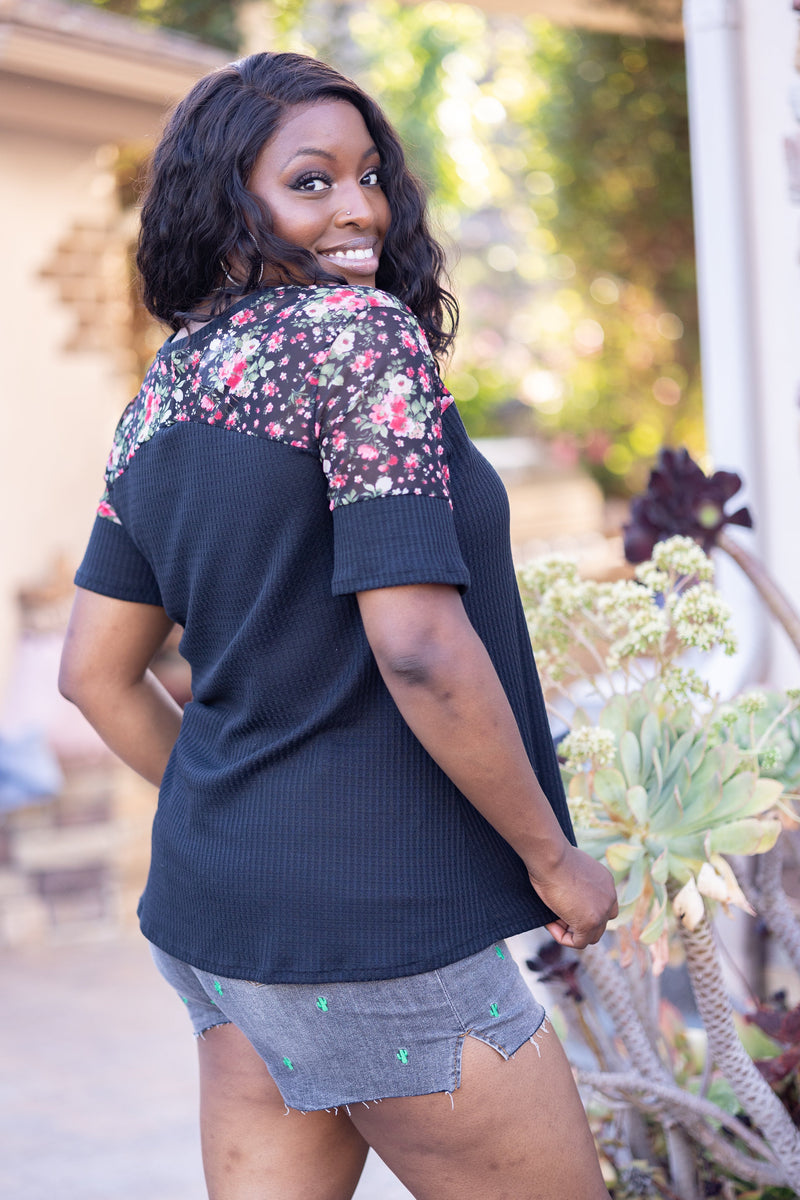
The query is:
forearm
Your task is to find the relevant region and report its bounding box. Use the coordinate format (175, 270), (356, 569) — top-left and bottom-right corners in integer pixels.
(68, 670), (182, 789)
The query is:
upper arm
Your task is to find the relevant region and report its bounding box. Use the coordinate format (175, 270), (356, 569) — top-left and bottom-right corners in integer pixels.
(59, 587), (174, 701)
(356, 583), (474, 675)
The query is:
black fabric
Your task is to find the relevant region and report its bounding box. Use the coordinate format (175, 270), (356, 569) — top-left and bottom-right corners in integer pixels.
(75, 286), (574, 983)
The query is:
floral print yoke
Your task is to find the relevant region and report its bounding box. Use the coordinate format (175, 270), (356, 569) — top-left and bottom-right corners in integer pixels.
(99, 285), (455, 524)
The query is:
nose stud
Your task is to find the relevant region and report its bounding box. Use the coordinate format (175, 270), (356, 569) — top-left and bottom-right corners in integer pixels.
(346, 210), (351, 216)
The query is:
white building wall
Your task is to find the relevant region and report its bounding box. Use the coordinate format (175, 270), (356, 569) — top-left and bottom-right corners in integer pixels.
(683, 0), (800, 689)
(739, 0), (800, 687)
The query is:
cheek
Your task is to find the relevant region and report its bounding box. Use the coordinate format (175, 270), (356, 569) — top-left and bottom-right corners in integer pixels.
(271, 210), (321, 248)
(376, 193), (392, 235)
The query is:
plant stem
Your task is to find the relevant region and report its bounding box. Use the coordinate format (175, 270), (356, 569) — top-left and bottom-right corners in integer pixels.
(737, 840), (800, 977)
(675, 907), (800, 1183)
(578, 1070), (785, 1186)
(582, 943), (665, 1078)
(581, 944), (701, 1200)
(716, 528), (800, 660)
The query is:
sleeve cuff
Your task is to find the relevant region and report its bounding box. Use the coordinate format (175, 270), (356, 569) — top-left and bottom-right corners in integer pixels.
(74, 515), (163, 606)
(331, 493), (470, 596)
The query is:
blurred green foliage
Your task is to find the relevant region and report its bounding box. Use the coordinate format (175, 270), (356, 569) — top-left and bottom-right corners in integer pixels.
(85, 0), (702, 494)
(88, 0), (240, 48)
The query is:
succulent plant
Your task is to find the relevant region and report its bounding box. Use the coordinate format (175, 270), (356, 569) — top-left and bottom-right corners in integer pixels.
(714, 688), (800, 797)
(518, 535), (737, 719)
(623, 446), (752, 562)
(563, 685), (783, 954)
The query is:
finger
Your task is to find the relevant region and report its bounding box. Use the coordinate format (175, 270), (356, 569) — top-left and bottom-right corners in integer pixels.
(545, 921), (571, 945)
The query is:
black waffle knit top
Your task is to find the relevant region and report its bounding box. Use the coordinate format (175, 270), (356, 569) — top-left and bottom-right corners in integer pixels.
(75, 284), (575, 983)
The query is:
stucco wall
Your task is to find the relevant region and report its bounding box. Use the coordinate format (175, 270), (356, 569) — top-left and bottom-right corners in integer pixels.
(1, 124), (130, 692)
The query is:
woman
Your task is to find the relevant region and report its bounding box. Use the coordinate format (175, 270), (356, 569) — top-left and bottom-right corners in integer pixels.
(60, 52), (617, 1200)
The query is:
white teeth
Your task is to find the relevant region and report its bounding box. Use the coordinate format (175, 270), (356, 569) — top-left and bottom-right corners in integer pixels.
(326, 248), (373, 260)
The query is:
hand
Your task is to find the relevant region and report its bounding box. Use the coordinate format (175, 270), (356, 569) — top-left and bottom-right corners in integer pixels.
(527, 844), (618, 950)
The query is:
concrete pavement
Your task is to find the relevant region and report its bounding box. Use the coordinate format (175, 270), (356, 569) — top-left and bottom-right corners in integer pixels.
(2, 934), (413, 1199)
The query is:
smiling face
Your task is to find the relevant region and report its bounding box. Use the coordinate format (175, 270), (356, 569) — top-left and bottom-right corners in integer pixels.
(248, 100), (391, 287)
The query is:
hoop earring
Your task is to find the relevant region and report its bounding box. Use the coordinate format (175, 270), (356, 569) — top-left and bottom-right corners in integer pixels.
(246, 230), (265, 286)
(219, 251), (264, 289)
(220, 259), (238, 287)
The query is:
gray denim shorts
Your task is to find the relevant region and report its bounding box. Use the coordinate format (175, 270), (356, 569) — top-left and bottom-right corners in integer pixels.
(149, 940), (547, 1111)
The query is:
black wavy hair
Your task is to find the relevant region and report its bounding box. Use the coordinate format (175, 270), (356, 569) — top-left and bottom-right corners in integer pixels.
(137, 51), (458, 360)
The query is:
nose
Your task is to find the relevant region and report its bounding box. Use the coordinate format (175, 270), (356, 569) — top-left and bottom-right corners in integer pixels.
(333, 185), (374, 227)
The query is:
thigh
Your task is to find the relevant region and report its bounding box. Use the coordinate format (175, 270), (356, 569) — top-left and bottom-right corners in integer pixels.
(348, 1029), (609, 1200)
(198, 1023), (369, 1200)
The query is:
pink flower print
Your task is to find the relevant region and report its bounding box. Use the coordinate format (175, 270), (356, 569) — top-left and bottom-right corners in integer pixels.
(144, 386), (158, 425)
(331, 473), (347, 488)
(267, 330), (283, 351)
(97, 499), (119, 523)
(401, 330), (418, 352)
(418, 367), (431, 391)
(312, 350), (328, 365)
(332, 429), (347, 451)
(219, 353), (247, 389)
(388, 399), (410, 434)
(357, 444), (379, 460)
(200, 396), (215, 411)
(369, 403), (390, 425)
(404, 453), (420, 470)
(327, 288), (364, 312)
(231, 308), (254, 326)
(267, 421), (284, 437)
(353, 348), (379, 373)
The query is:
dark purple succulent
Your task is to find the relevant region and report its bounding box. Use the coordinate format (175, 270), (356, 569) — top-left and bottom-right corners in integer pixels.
(623, 446), (753, 562)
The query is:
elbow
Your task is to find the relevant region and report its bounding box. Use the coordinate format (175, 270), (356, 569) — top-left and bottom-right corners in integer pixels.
(380, 648), (437, 689)
(57, 660), (83, 707)
(58, 652), (96, 711)
(371, 627), (460, 693)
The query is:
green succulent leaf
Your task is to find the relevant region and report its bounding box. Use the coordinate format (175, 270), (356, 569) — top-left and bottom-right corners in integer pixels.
(606, 841), (643, 873)
(650, 849), (669, 884)
(670, 772), (725, 834)
(707, 817), (782, 857)
(593, 768), (628, 810)
(619, 730), (643, 787)
(576, 828), (619, 860)
(639, 712), (661, 777)
(682, 745), (726, 798)
(600, 696), (630, 741)
(717, 774), (784, 821)
(619, 851), (647, 906)
(660, 730), (698, 794)
(639, 902), (667, 944)
(625, 785), (649, 826)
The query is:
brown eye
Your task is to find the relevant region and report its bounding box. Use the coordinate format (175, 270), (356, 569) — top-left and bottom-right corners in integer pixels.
(291, 172), (331, 192)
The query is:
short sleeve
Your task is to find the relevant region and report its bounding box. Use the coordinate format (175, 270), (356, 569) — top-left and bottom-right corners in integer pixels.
(315, 303), (470, 596)
(74, 504), (163, 606)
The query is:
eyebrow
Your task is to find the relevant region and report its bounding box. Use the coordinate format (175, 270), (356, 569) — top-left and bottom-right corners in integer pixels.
(282, 145), (380, 170)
